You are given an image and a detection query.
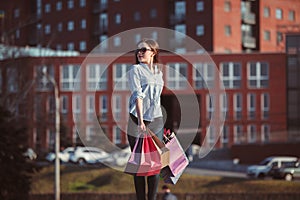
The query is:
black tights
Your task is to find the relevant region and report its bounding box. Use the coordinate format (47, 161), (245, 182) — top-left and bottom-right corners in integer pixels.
(133, 174), (159, 200)
(127, 114), (164, 200)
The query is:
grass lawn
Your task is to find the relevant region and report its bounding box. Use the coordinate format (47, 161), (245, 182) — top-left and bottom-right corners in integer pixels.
(30, 164), (300, 194)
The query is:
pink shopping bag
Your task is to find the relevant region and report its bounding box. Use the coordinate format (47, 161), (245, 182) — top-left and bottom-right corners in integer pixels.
(160, 133), (189, 184)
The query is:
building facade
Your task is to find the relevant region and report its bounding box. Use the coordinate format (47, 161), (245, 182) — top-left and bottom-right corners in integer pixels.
(0, 0), (300, 53)
(0, 52), (287, 153)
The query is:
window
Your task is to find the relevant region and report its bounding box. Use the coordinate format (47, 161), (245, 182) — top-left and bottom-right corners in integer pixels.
(61, 64), (80, 91)
(86, 95), (95, 122)
(15, 29), (20, 39)
(225, 25), (231, 36)
(277, 32), (283, 44)
(113, 126), (122, 144)
(207, 125), (216, 147)
(150, 8), (157, 18)
(234, 93), (242, 120)
(68, 21), (74, 31)
(61, 95), (68, 114)
(57, 22), (63, 32)
(196, 1), (204, 12)
(196, 25), (204, 36)
(193, 62), (215, 89)
(248, 62), (269, 88)
(263, 6), (270, 18)
(206, 94), (214, 120)
(68, 0), (74, 9)
(151, 31), (158, 40)
(86, 126), (96, 142)
(45, 24), (51, 34)
(289, 10), (295, 21)
(115, 13), (121, 24)
(221, 62), (241, 89)
(7, 68), (18, 92)
(56, 44), (62, 50)
(113, 95), (122, 121)
(35, 65), (55, 91)
(220, 93), (228, 120)
(81, 19), (86, 29)
(73, 95), (81, 122)
(247, 93), (256, 119)
(234, 125), (244, 144)
(80, 0), (86, 7)
(79, 41), (86, 51)
(135, 34), (142, 44)
(100, 35), (108, 49)
(86, 64), (107, 91)
(45, 4), (51, 13)
(247, 125), (256, 143)
(113, 63), (131, 90)
(221, 125), (229, 148)
(175, 1), (186, 16)
(261, 93), (269, 119)
(224, 1), (231, 12)
(68, 42), (74, 50)
(56, 1), (62, 11)
(14, 8), (20, 18)
(264, 30), (271, 41)
(134, 11), (141, 21)
(276, 8), (283, 20)
(99, 95), (108, 121)
(114, 36), (121, 47)
(261, 124), (270, 143)
(166, 62), (188, 89)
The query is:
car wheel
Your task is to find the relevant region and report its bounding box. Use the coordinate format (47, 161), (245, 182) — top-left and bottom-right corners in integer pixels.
(284, 174), (293, 181)
(258, 173), (265, 179)
(78, 158), (86, 165)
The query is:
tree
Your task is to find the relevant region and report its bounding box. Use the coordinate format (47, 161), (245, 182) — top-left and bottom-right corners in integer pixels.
(0, 106), (37, 200)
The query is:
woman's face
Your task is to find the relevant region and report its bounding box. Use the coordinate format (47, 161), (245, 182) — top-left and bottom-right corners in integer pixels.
(136, 42), (154, 64)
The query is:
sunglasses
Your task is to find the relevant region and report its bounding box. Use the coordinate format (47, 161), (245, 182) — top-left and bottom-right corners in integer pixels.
(135, 47), (152, 53)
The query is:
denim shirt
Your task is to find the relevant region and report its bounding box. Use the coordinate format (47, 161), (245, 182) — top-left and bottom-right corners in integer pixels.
(128, 63), (164, 122)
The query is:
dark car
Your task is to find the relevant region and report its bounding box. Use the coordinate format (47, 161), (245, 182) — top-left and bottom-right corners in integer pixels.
(272, 161), (300, 181)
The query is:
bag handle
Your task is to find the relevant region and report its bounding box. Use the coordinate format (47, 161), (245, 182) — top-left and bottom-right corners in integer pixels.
(147, 128), (166, 149)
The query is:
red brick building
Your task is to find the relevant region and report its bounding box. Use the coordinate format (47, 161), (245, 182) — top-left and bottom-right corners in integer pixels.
(0, 52), (287, 153)
(0, 0), (299, 53)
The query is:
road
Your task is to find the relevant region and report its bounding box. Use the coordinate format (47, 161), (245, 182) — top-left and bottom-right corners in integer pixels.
(185, 167), (247, 178)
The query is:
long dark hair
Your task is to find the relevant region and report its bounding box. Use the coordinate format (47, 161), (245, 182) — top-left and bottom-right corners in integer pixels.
(135, 38), (160, 64)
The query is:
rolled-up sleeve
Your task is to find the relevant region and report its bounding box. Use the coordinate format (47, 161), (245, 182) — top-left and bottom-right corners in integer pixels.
(128, 65), (146, 102)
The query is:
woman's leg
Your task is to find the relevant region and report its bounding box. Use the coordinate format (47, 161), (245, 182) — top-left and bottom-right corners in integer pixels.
(147, 175), (159, 200)
(127, 115), (146, 200)
(147, 117), (164, 200)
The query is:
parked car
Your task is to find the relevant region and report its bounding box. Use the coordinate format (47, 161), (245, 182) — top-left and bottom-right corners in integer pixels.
(69, 146), (109, 165)
(102, 146), (131, 167)
(46, 147), (75, 163)
(272, 161), (300, 181)
(246, 156), (298, 179)
(23, 148), (37, 160)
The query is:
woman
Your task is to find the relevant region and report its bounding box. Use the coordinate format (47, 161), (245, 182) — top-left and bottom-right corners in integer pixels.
(127, 38), (164, 200)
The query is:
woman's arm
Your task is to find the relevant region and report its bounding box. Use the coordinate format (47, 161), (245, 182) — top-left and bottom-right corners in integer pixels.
(136, 98), (146, 132)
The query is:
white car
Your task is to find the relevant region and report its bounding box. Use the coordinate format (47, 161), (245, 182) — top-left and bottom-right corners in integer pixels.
(102, 146), (131, 167)
(246, 156), (298, 179)
(46, 147), (75, 163)
(69, 146), (109, 165)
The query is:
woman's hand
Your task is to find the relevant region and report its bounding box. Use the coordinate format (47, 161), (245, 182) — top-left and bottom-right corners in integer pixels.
(138, 121), (147, 133)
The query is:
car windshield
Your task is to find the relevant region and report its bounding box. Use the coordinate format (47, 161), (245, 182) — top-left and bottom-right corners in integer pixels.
(259, 158), (272, 165)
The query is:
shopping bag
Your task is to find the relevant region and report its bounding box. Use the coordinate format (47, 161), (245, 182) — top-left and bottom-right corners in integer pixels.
(160, 166), (184, 184)
(160, 132), (189, 184)
(124, 134), (144, 175)
(136, 133), (162, 176)
(147, 128), (170, 168)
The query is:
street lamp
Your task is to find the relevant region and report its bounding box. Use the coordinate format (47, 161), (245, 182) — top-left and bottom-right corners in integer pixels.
(42, 67), (60, 200)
